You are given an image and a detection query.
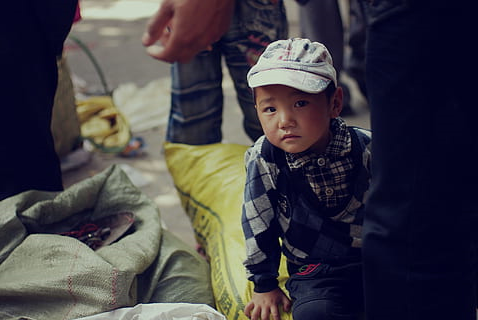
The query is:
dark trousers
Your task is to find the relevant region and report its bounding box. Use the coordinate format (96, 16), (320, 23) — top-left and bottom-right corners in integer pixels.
(1, 1), (77, 200)
(286, 261), (363, 320)
(362, 1), (478, 319)
(298, 0), (367, 99)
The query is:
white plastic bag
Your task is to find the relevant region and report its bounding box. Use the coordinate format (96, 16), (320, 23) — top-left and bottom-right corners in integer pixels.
(75, 303), (226, 320)
(112, 78), (170, 133)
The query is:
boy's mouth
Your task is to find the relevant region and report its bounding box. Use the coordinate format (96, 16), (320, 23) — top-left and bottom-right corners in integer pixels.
(282, 134), (300, 140)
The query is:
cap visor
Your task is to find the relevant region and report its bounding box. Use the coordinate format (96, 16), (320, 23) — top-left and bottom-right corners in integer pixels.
(248, 69), (331, 94)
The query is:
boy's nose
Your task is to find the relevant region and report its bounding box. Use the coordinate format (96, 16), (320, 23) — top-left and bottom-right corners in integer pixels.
(279, 113), (296, 129)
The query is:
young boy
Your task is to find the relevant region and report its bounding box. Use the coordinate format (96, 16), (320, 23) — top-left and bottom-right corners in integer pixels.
(241, 38), (371, 320)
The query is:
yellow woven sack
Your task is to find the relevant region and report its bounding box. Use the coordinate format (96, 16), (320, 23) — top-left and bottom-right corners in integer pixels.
(164, 142), (292, 320)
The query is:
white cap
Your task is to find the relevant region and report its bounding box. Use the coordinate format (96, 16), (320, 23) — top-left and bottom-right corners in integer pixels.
(247, 38), (337, 93)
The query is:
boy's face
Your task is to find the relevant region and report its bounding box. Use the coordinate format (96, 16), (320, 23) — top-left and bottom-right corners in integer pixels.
(255, 84), (342, 154)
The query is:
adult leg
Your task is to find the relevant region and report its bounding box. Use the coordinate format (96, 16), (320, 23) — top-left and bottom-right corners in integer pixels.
(298, 0), (343, 73)
(167, 48), (224, 145)
(362, 3), (477, 319)
(297, 0), (361, 115)
(344, 0), (367, 98)
(222, 0), (288, 143)
(0, 1), (76, 200)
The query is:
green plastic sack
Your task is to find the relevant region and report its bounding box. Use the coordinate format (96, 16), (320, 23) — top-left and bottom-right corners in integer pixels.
(0, 165), (214, 320)
(164, 142), (292, 320)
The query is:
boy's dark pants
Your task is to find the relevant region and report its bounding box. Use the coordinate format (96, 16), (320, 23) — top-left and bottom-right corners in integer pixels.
(286, 260), (363, 320)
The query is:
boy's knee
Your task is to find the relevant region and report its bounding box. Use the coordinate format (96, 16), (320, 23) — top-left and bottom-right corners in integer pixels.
(292, 298), (356, 320)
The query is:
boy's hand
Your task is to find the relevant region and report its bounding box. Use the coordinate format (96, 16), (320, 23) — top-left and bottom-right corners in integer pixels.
(244, 288), (291, 320)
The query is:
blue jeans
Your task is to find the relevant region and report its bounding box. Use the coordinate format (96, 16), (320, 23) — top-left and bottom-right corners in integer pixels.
(361, 1), (478, 319)
(166, 0), (288, 145)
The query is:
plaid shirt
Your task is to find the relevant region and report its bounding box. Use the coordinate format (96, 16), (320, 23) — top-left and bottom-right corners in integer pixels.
(286, 118), (355, 209)
(242, 118), (372, 292)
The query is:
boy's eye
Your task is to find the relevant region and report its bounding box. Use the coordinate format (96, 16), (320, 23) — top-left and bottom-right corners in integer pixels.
(264, 106), (276, 113)
(294, 100), (309, 108)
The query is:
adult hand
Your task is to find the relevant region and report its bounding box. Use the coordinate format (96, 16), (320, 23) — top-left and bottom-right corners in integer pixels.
(142, 0), (235, 63)
(244, 288), (291, 320)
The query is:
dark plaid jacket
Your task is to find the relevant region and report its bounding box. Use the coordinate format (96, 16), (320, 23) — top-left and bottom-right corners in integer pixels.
(242, 120), (371, 292)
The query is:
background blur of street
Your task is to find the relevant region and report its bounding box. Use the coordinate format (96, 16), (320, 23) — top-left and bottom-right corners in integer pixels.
(62, 0), (370, 248)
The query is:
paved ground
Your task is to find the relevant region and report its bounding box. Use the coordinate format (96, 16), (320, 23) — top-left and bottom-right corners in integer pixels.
(62, 0), (370, 248)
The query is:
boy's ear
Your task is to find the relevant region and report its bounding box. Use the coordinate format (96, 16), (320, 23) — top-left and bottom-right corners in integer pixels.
(331, 87), (343, 118)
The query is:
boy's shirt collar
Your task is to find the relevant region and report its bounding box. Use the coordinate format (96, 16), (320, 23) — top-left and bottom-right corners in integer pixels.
(285, 117), (351, 169)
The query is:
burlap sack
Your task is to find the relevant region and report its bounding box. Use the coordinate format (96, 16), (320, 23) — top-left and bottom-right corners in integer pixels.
(0, 165), (214, 320)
